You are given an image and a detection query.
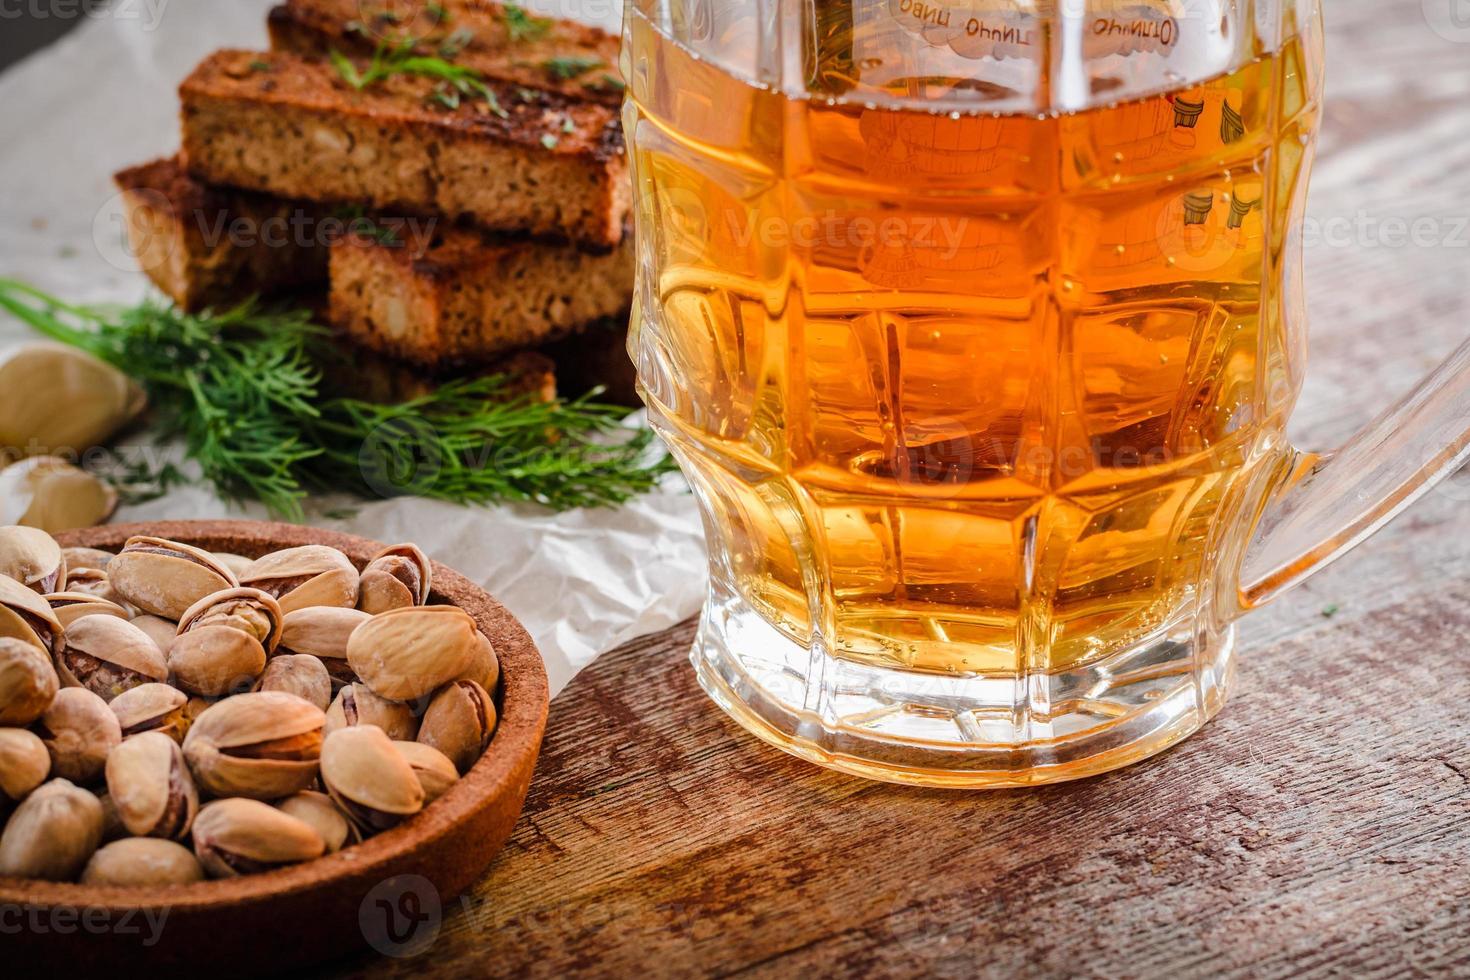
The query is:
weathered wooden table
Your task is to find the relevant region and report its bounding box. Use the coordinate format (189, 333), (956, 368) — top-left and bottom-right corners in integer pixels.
(342, 2), (1470, 975)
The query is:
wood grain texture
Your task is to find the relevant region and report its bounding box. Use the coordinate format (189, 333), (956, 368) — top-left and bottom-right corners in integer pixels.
(330, 1), (1470, 976)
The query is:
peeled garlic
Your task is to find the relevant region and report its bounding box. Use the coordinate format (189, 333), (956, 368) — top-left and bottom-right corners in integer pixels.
(0, 457), (118, 532)
(0, 343), (145, 456)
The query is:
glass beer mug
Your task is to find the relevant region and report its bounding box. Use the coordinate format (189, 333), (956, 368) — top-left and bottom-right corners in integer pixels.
(624, 0), (1470, 786)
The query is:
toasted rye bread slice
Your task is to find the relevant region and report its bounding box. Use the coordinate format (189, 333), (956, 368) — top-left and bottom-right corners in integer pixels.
(321, 340), (559, 404)
(268, 0), (624, 107)
(113, 156), (330, 311)
(328, 224), (633, 367)
(179, 49), (628, 247)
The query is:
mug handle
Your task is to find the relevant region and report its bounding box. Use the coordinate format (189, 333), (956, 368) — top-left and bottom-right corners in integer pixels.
(1240, 339), (1470, 607)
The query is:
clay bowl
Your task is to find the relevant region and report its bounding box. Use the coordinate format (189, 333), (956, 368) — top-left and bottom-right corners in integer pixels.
(2, 520), (549, 976)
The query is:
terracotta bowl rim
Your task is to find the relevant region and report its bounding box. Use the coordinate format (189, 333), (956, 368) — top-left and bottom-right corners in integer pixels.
(0, 519), (550, 912)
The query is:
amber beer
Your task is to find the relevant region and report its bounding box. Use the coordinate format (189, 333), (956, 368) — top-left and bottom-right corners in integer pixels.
(628, 2), (1322, 679)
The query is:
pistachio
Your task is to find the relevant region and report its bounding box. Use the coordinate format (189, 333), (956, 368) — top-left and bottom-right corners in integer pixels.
(54, 614), (169, 701)
(0, 569), (63, 655)
(105, 731), (197, 840)
(357, 543), (431, 614)
(324, 681), (419, 741)
(191, 797), (324, 878)
(130, 613), (177, 657)
(0, 778), (103, 880)
(36, 687), (121, 783)
(0, 342), (146, 456)
(257, 654), (332, 711)
(108, 536), (238, 620)
(109, 682), (190, 741)
(347, 605), (478, 701)
(0, 637), (58, 725)
(417, 680), (496, 774)
(82, 837), (204, 886)
(0, 728), (50, 802)
(211, 552), (256, 581)
(178, 587), (283, 652)
(278, 605), (370, 690)
(182, 691), (324, 799)
(61, 547), (114, 574)
(96, 789), (127, 843)
(276, 790), (354, 853)
(320, 726), (424, 834)
(393, 740), (459, 804)
(239, 545), (359, 614)
(46, 591), (130, 629)
(63, 567), (128, 606)
(460, 630), (500, 693)
(0, 456), (118, 532)
(0, 525), (65, 593)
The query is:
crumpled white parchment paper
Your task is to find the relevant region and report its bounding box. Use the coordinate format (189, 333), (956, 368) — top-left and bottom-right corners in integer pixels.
(0, 0), (707, 696)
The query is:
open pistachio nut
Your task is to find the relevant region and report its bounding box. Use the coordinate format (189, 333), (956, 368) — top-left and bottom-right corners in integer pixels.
(0, 727), (51, 803)
(277, 605), (370, 690)
(0, 342), (146, 457)
(0, 636), (59, 725)
(45, 591), (130, 629)
(238, 545), (359, 614)
(129, 614), (177, 658)
(82, 837), (204, 886)
(108, 536), (239, 620)
(323, 681), (420, 741)
(320, 725), (424, 834)
(346, 604), (478, 702)
(62, 567), (128, 606)
(256, 653), (332, 711)
(182, 690), (325, 800)
(276, 790), (355, 853)
(0, 570), (63, 656)
(0, 777), (104, 881)
(54, 614), (169, 702)
(109, 682), (190, 741)
(168, 588), (283, 697)
(35, 687), (122, 784)
(418, 679), (496, 775)
(61, 547), (114, 574)
(357, 543), (431, 615)
(0, 525), (66, 593)
(191, 797), (325, 879)
(104, 730), (198, 840)
(0, 456), (119, 533)
(393, 740), (460, 804)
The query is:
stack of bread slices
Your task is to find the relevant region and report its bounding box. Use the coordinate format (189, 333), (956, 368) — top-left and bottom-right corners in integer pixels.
(114, 0), (637, 403)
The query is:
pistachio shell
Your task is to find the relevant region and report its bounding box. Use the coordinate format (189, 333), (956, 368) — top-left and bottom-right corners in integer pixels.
(324, 682), (419, 740)
(211, 552), (256, 580)
(418, 679), (496, 774)
(0, 569), (63, 654)
(37, 687), (121, 783)
(347, 605), (478, 701)
(276, 790), (354, 853)
(0, 525), (65, 593)
(0, 727), (50, 801)
(178, 587), (283, 653)
(191, 797), (324, 878)
(54, 614), (169, 701)
(393, 740), (459, 804)
(0, 342), (146, 455)
(459, 631), (500, 693)
(46, 591), (130, 629)
(357, 543), (431, 614)
(107, 536), (238, 620)
(61, 547), (114, 573)
(257, 654), (331, 711)
(0, 456), (118, 533)
(320, 725), (423, 834)
(105, 730), (197, 840)
(109, 682), (190, 740)
(130, 613), (177, 657)
(0, 777), (103, 880)
(0, 636), (58, 725)
(82, 837), (204, 886)
(96, 790), (127, 843)
(168, 625), (267, 697)
(182, 691), (324, 800)
(240, 546), (360, 614)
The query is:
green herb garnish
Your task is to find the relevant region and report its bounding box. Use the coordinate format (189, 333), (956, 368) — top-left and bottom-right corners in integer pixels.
(502, 3), (551, 42)
(591, 73), (626, 92)
(248, 60), (272, 72)
(540, 133), (559, 149)
(331, 41), (507, 118)
(561, 116), (575, 133)
(542, 55), (603, 81)
(0, 280), (673, 519)
(438, 26), (475, 57)
(425, 2), (448, 24)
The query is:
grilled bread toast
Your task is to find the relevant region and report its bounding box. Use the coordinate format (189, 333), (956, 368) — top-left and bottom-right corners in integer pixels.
(267, 0), (624, 107)
(179, 49), (629, 247)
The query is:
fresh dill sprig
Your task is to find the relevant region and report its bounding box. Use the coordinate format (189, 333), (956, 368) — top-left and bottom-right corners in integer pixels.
(331, 39), (508, 118)
(0, 280), (673, 519)
(542, 55), (603, 81)
(502, 3), (551, 43)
